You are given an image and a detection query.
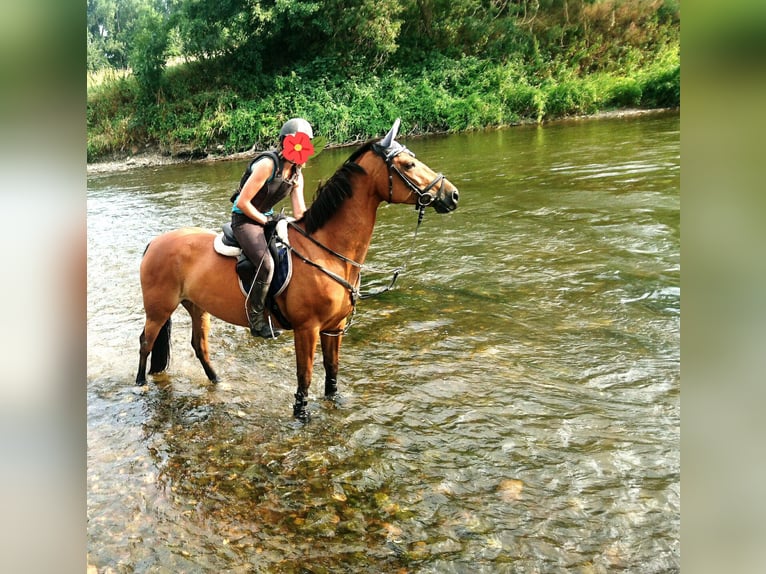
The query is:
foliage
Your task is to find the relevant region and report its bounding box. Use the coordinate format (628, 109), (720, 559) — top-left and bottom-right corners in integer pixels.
(87, 0), (154, 70)
(639, 64), (680, 108)
(129, 7), (170, 101)
(171, 0), (251, 61)
(87, 0), (680, 162)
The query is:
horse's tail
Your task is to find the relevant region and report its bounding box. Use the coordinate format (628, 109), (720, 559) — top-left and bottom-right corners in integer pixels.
(148, 319), (172, 374)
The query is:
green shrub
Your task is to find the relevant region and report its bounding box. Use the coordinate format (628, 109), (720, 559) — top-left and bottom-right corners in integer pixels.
(502, 83), (540, 120)
(87, 39), (680, 162)
(640, 64), (680, 108)
(605, 77), (643, 108)
(543, 81), (598, 118)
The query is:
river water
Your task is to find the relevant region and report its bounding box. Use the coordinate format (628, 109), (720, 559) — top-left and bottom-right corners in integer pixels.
(87, 112), (680, 573)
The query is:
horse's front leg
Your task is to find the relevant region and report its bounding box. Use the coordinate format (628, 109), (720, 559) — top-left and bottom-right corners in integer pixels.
(292, 327), (319, 421)
(320, 331), (342, 399)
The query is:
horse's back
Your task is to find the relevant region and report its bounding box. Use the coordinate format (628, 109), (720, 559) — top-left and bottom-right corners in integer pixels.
(146, 226), (215, 248)
(141, 227), (245, 325)
(141, 227), (215, 281)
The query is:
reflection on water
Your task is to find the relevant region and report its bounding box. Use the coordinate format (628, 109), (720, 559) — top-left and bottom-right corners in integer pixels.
(88, 113), (679, 572)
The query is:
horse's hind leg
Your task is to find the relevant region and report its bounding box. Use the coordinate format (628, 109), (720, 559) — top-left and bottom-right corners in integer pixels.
(182, 300), (219, 383)
(136, 315), (172, 385)
(137, 329), (150, 385)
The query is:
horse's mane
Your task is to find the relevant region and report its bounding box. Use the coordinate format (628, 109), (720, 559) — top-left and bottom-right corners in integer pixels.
(299, 139), (378, 234)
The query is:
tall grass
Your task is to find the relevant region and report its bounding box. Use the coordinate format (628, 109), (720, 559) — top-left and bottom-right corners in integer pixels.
(87, 47), (679, 162)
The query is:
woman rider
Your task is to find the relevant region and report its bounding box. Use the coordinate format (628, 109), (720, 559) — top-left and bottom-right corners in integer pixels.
(231, 118), (315, 338)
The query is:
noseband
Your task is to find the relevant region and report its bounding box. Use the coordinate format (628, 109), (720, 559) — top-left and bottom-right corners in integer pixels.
(373, 144), (445, 207)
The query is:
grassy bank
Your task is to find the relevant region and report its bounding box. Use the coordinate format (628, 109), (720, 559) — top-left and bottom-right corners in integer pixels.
(87, 45), (679, 163)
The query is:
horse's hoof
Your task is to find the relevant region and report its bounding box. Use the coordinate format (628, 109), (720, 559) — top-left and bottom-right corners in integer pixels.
(293, 409), (311, 423)
(324, 393), (347, 407)
(293, 392), (309, 422)
(135, 378), (147, 386)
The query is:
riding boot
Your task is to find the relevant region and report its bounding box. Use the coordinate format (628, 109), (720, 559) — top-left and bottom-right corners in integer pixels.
(246, 280), (282, 338)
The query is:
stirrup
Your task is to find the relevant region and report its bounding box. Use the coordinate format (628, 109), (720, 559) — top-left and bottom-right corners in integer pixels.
(249, 316), (282, 339)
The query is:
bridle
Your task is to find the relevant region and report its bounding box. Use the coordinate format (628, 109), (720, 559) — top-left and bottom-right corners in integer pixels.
(372, 143), (446, 208)
(284, 141), (451, 333)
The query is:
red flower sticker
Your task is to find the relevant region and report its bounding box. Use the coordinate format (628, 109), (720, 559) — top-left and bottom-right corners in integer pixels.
(282, 131), (315, 164)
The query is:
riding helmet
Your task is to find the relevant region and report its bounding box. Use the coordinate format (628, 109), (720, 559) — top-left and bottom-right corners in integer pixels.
(279, 118), (314, 140)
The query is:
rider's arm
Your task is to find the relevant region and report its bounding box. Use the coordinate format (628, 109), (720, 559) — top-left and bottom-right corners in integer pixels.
(291, 170), (307, 220)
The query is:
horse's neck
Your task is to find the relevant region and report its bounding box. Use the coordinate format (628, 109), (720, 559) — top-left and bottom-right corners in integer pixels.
(315, 188), (380, 265)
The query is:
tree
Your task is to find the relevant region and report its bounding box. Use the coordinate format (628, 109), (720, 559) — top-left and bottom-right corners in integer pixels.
(87, 0), (147, 69)
(129, 6), (170, 99)
(172, 0), (252, 61)
(397, 0), (528, 61)
(234, 0), (404, 71)
(319, 0), (403, 67)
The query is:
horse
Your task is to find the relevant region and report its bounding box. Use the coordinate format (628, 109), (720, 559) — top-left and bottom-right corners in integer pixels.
(135, 119), (459, 420)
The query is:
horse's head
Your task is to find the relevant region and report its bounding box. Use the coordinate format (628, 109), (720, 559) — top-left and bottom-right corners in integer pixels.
(370, 119), (459, 213)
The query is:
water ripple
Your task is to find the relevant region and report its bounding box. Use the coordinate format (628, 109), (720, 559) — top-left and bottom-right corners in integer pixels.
(88, 114), (679, 573)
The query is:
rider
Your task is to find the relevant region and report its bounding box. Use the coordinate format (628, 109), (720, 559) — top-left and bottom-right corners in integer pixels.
(231, 117), (315, 338)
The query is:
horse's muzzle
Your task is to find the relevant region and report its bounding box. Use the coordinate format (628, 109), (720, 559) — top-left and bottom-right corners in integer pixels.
(433, 184), (459, 213)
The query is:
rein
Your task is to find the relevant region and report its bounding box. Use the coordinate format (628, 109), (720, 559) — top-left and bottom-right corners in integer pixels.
(287, 207), (425, 303)
(289, 221), (364, 271)
(359, 205), (425, 299)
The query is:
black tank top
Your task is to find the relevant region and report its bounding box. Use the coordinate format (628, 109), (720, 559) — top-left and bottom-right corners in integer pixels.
(230, 151), (299, 214)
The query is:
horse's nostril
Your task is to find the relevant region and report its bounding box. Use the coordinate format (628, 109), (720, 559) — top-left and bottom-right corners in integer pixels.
(452, 190), (460, 202)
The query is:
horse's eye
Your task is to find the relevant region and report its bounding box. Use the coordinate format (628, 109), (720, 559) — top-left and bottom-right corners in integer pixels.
(402, 161), (416, 170)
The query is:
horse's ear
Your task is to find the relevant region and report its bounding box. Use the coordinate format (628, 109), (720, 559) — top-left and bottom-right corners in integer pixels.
(380, 118), (401, 149)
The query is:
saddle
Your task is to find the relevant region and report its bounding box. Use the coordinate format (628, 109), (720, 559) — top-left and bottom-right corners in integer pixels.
(213, 219), (293, 329)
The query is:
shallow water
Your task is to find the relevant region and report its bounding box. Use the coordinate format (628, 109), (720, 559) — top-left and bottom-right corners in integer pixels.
(87, 112), (679, 572)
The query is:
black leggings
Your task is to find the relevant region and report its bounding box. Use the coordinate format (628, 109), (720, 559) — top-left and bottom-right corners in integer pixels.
(231, 213), (273, 283)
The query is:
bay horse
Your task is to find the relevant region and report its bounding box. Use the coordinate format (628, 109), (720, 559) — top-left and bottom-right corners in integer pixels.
(136, 119), (459, 420)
